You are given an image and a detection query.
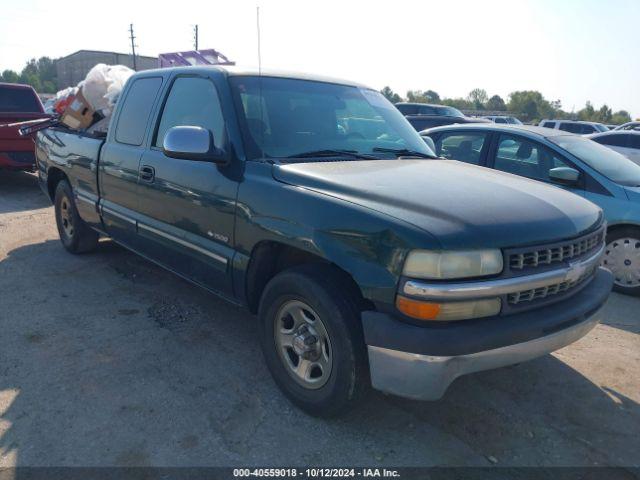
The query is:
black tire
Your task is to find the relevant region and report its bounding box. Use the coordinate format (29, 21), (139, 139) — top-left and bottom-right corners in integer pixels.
(258, 264), (368, 417)
(54, 179), (99, 254)
(604, 227), (640, 296)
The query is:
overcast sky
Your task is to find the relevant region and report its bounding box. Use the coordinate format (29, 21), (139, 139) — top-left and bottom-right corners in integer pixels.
(1, 0), (638, 118)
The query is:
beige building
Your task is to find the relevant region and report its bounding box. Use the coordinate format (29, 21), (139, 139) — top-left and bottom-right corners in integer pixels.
(56, 50), (157, 88)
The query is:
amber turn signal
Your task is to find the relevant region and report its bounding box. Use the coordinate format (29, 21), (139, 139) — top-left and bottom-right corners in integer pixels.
(396, 295), (501, 321)
(396, 295), (441, 320)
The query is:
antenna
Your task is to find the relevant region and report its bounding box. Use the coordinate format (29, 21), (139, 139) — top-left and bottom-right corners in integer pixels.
(193, 24), (199, 50)
(256, 5), (265, 159)
(256, 6), (262, 73)
(129, 23), (138, 71)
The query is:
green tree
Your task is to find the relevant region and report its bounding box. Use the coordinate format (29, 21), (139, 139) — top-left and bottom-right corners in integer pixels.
(508, 90), (554, 122)
(611, 110), (632, 125)
(467, 88), (488, 109)
(577, 101), (596, 121)
(486, 94), (506, 111)
(1, 57), (58, 93)
(442, 97), (472, 110)
(423, 89), (440, 103)
(1, 69), (20, 83)
(380, 86), (402, 103)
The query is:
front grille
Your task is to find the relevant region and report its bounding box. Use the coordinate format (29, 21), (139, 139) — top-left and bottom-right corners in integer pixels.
(509, 229), (604, 271)
(507, 263), (597, 305)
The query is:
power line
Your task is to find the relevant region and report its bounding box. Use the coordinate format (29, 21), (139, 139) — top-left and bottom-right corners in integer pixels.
(129, 23), (137, 71)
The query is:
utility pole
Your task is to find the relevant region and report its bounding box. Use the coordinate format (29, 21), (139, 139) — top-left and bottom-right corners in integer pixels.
(193, 24), (199, 50)
(129, 23), (137, 71)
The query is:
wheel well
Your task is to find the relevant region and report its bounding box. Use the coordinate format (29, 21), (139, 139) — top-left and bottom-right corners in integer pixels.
(245, 241), (370, 314)
(47, 167), (67, 201)
(606, 223), (640, 238)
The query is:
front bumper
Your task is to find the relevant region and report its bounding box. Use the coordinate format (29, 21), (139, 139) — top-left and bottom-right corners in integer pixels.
(362, 267), (613, 400)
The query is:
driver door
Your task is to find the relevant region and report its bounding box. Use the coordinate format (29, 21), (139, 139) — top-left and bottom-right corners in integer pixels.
(135, 74), (239, 297)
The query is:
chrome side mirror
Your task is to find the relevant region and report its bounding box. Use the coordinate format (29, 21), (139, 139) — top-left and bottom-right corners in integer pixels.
(162, 126), (226, 163)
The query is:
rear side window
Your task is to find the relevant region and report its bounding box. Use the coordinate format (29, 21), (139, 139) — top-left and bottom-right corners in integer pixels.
(436, 132), (487, 165)
(628, 135), (640, 149)
(494, 117), (507, 124)
(154, 77), (225, 149)
(396, 104), (418, 115)
(418, 105), (437, 115)
(542, 121), (556, 128)
(407, 117), (443, 131)
(0, 87), (41, 113)
(493, 134), (571, 182)
(559, 122), (580, 133)
(594, 134), (628, 148)
(115, 77), (163, 146)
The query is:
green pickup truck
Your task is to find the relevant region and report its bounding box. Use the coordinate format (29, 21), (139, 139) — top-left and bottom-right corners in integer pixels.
(35, 66), (613, 416)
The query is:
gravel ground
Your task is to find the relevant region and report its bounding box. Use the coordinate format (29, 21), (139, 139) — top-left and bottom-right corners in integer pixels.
(0, 170), (639, 467)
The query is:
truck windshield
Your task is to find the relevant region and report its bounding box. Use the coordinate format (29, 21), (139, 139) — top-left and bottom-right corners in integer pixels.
(229, 76), (434, 160)
(550, 135), (640, 186)
(0, 87), (41, 113)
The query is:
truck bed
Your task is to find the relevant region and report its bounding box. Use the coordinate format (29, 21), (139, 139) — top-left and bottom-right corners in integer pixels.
(36, 127), (105, 226)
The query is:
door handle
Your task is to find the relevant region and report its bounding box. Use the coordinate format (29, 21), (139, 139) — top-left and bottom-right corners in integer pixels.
(139, 165), (155, 182)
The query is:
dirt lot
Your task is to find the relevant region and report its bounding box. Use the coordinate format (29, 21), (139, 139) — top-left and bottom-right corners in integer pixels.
(0, 170), (639, 468)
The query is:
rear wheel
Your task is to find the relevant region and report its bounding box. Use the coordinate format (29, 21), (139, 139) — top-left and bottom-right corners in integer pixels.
(54, 180), (99, 254)
(603, 227), (640, 296)
(258, 265), (368, 417)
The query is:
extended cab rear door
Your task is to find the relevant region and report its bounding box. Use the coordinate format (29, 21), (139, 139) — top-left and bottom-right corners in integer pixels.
(99, 76), (164, 248)
(134, 73), (238, 297)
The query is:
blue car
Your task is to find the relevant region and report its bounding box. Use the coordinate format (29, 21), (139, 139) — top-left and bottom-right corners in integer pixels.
(421, 124), (640, 296)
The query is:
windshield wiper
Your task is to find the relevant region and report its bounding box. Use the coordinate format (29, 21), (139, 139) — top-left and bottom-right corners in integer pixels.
(286, 149), (378, 160)
(372, 147), (436, 159)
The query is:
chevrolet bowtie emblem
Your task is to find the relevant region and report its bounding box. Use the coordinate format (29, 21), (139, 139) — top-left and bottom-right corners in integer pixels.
(565, 261), (587, 283)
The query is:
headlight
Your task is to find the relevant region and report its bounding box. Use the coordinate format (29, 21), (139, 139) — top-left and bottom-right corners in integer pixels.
(402, 249), (503, 279)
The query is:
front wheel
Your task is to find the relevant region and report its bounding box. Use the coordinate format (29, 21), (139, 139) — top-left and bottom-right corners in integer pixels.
(603, 227), (640, 296)
(258, 265), (368, 417)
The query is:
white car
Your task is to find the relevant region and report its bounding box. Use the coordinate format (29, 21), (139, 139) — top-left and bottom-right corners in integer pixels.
(613, 121), (640, 131)
(482, 115), (522, 125)
(538, 119), (609, 134)
(587, 131), (640, 165)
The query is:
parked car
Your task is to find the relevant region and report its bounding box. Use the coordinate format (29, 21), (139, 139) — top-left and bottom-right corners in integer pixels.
(395, 102), (465, 117)
(614, 121), (640, 131)
(483, 115), (523, 125)
(396, 102), (489, 132)
(538, 119), (608, 134)
(587, 131), (640, 165)
(421, 123), (640, 295)
(36, 66), (612, 415)
(0, 82), (47, 170)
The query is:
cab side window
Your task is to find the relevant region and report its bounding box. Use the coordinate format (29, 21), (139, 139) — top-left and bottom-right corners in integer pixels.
(435, 132), (487, 165)
(115, 77), (163, 146)
(493, 134), (572, 182)
(155, 77), (225, 149)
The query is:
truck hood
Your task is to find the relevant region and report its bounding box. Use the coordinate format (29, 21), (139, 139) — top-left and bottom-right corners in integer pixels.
(273, 159), (603, 249)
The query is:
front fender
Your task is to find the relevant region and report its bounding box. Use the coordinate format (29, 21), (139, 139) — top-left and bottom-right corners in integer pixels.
(234, 162), (440, 306)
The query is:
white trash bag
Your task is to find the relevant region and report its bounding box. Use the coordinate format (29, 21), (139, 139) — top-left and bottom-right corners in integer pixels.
(81, 64), (134, 116)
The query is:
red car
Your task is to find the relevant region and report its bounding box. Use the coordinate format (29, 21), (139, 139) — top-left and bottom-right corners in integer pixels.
(0, 82), (47, 170)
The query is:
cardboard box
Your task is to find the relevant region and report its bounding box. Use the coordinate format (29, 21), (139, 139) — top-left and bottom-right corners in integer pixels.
(60, 88), (95, 130)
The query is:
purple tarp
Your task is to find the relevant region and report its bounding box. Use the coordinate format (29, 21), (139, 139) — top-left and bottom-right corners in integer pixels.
(158, 49), (234, 68)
